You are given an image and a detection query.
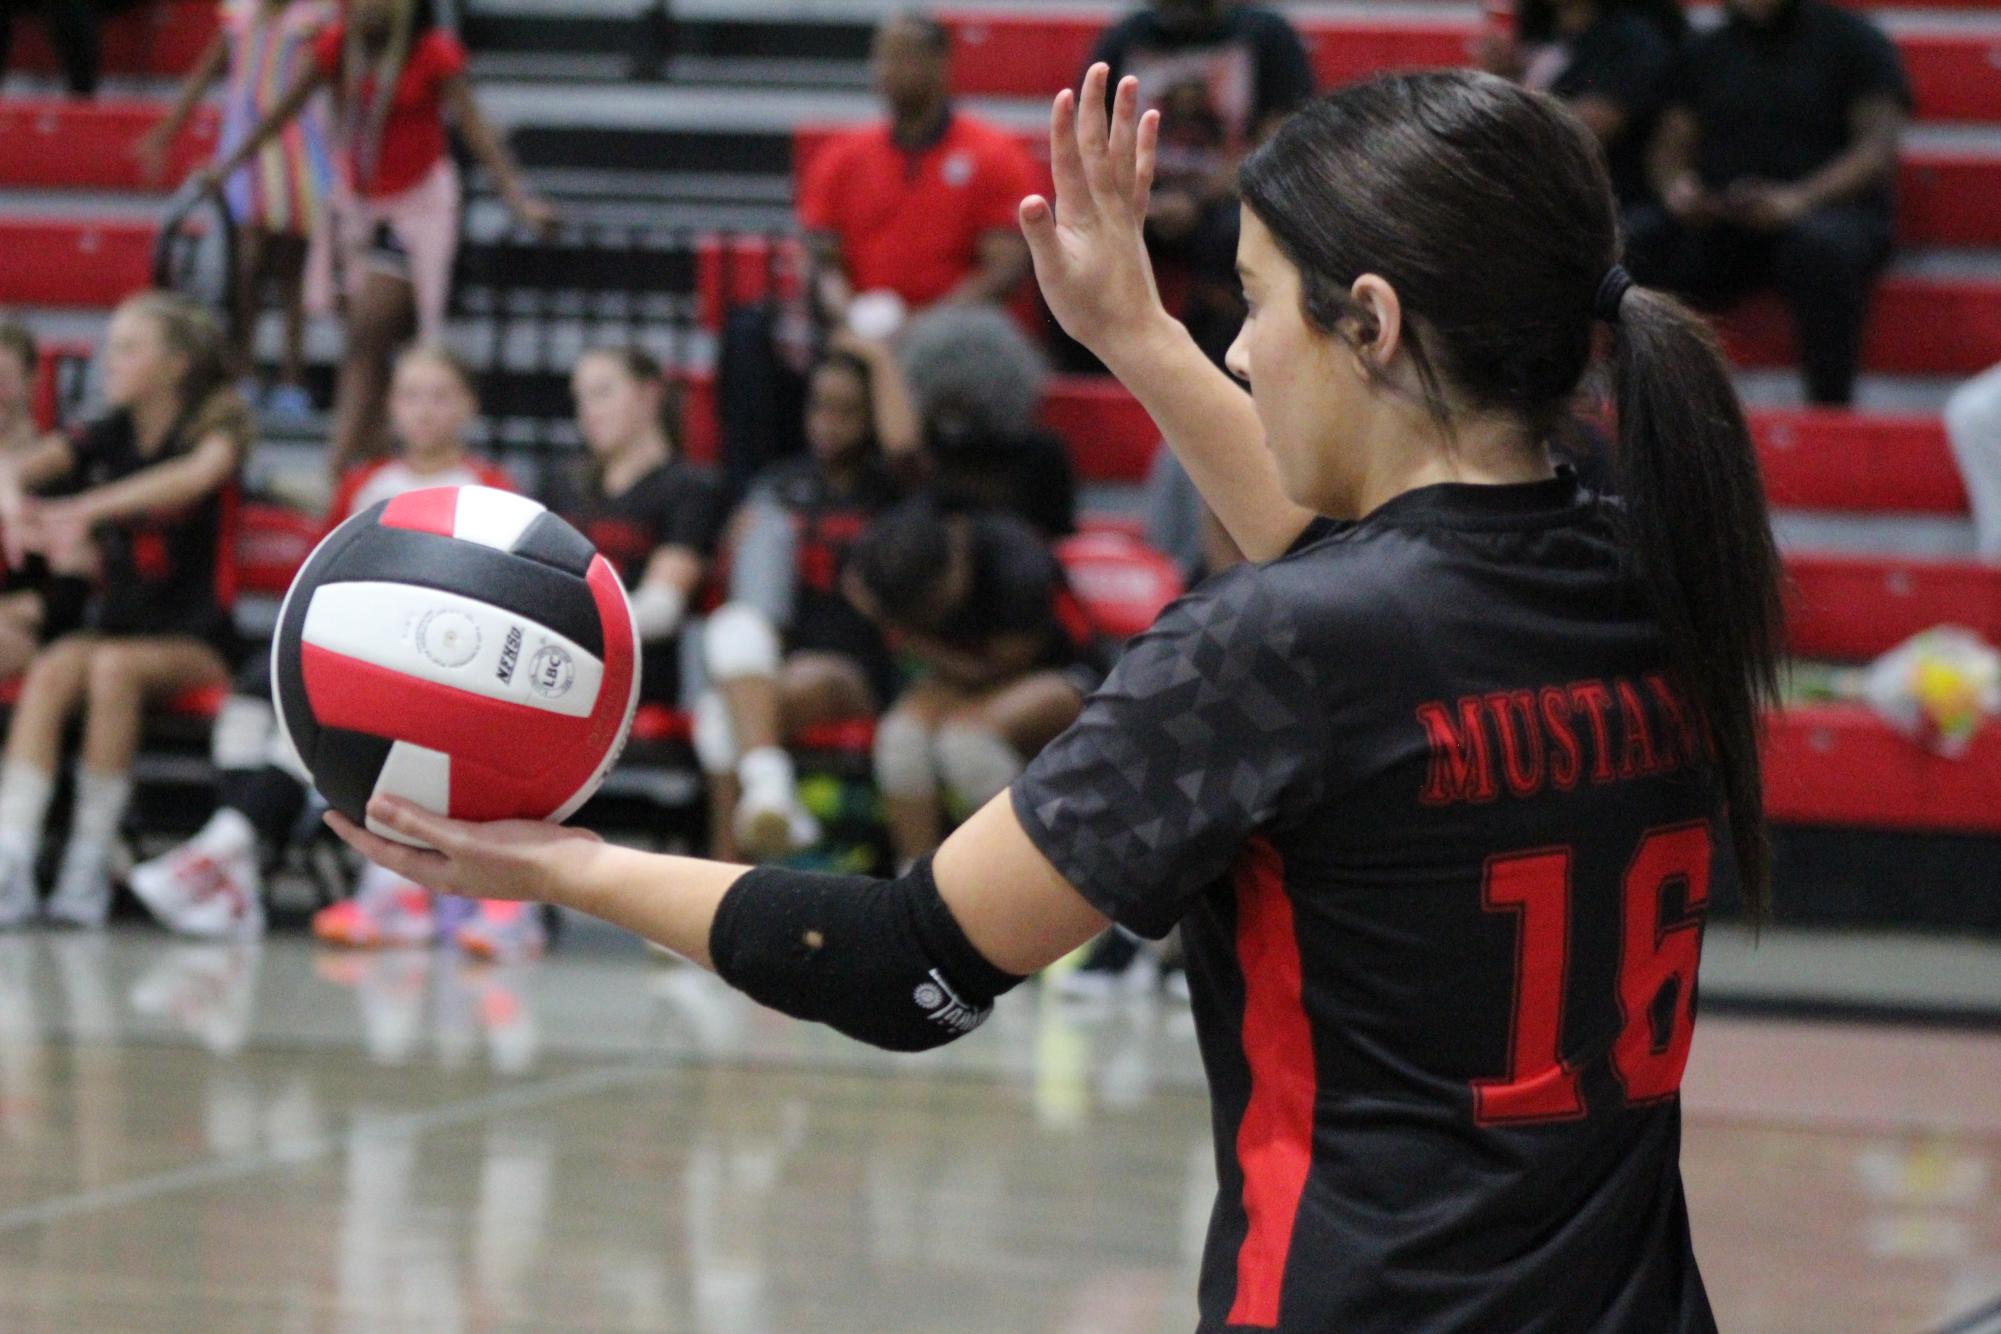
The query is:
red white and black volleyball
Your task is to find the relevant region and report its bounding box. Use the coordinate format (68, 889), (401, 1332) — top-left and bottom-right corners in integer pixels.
(273, 485), (639, 847)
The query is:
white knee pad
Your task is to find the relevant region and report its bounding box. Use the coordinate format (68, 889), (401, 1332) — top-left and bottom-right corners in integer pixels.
(692, 690), (740, 776)
(933, 726), (1022, 807)
(873, 710), (940, 799)
(212, 696), (278, 772)
(704, 603), (782, 683)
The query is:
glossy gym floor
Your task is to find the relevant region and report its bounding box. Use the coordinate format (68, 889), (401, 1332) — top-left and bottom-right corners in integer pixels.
(0, 922), (1997, 1333)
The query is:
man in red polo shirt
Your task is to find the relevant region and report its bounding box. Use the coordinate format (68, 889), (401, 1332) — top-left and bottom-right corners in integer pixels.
(798, 13), (1036, 331)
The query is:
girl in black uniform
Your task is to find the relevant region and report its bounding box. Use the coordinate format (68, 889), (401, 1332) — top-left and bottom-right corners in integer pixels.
(332, 68), (1778, 1332)
(0, 293), (249, 929)
(0, 320), (91, 684)
(556, 347), (727, 711)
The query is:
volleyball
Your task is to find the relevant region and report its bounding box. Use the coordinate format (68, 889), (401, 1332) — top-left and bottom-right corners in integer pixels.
(272, 485), (639, 846)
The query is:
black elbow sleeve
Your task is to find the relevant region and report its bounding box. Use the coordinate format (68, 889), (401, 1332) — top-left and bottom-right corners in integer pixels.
(707, 858), (1027, 1053)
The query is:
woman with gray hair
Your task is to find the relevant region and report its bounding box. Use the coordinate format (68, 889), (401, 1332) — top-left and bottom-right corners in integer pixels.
(897, 304), (1077, 538)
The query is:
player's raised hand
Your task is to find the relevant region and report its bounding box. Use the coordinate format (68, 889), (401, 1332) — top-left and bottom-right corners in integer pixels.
(326, 796), (602, 902)
(1018, 65), (1165, 357)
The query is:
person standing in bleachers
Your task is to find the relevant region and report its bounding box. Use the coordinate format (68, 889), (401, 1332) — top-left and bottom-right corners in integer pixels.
(127, 344), (515, 946)
(896, 304), (1077, 540)
(190, 0), (555, 473)
(797, 12), (1037, 339)
(136, 0), (337, 425)
(1476, 0), (1682, 227)
(0, 293), (249, 930)
(1090, 0), (1313, 365)
(844, 499), (1105, 870)
(1944, 365), (2001, 559)
(1627, 0), (1909, 406)
(694, 338), (921, 863)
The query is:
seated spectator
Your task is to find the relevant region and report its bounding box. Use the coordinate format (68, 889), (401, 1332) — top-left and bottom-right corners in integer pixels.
(1944, 365), (2001, 560)
(0, 293), (250, 930)
(1092, 0), (1314, 364)
(1477, 0), (1682, 218)
(126, 345), (520, 948)
(897, 304), (1077, 538)
(798, 12), (1036, 335)
(1627, 0), (1909, 405)
(549, 347), (726, 710)
(694, 344), (921, 862)
(845, 499), (1106, 869)
(0, 320), (90, 682)
(1142, 447), (1242, 586)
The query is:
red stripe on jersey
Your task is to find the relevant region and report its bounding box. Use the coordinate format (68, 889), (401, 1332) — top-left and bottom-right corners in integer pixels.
(379, 486), (459, 536)
(1227, 837), (1315, 1329)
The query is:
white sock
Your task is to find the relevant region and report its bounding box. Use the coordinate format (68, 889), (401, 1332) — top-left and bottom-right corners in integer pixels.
(0, 762), (53, 864)
(62, 770), (133, 874)
(737, 746), (796, 802)
(196, 808), (257, 859)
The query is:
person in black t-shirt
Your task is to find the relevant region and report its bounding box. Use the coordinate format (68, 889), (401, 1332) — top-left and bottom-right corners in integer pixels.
(1092, 0), (1314, 365)
(326, 69), (1784, 1332)
(695, 341), (919, 862)
(1478, 0), (1682, 216)
(0, 293), (250, 931)
(845, 500), (1105, 867)
(1626, 0), (1910, 404)
(559, 347), (727, 708)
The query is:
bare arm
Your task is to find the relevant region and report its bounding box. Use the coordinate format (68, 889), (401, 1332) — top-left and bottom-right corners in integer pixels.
(1646, 105), (1705, 211)
(1567, 95), (1629, 149)
(328, 782), (1106, 978)
(443, 75), (556, 233)
(1793, 95), (1903, 210)
(1019, 66), (1315, 562)
(0, 435), (78, 567)
(804, 230), (854, 327)
(829, 331), (922, 463)
(939, 230), (1032, 307)
(137, 33), (230, 181)
(640, 544), (705, 598)
(50, 432), (238, 528)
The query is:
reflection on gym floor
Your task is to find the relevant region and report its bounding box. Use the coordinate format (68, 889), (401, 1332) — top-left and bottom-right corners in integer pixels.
(0, 931), (1996, 1333)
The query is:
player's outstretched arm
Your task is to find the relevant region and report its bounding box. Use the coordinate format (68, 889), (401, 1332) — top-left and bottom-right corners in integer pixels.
(1021, 64), (1316, 562)
(328, 790), (1107, 1049)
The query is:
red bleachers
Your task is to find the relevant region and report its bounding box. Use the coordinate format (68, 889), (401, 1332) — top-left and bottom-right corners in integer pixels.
(5, 0), (218, 81)
(1753, 412), (1964, 513)
(1764, 702), (2001, 832)
(1785, 553), (2001, 659)
(0, 101), (217, 193)
(940, 12), (2001, 126)
(0, 218), (154, 309)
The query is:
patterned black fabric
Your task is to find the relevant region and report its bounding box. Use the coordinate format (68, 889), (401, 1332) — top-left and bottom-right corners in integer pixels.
(1015, 473), (1721, 1332)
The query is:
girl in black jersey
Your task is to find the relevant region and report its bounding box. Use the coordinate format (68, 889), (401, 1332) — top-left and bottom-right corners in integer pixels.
(0, 294), (251, 930)
(560, 348), (726, 710)
(0, 321), (90, 684)
(331, 69), (1779, 1332)
(694, 334), (921, 862)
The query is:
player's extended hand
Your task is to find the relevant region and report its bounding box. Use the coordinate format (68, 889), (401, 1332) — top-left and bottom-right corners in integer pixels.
(326, 796), (603, 903)
(1019, 64), (1165, 358)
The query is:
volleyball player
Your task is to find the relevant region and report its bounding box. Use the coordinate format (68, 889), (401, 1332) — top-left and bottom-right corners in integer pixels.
(330, 68), (1778, 1330)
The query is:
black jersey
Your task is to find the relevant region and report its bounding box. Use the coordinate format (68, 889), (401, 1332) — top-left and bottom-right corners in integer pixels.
(558, 459), (727, 704)
(933, 511), (1107, 675)
(69, 410), (238, 656)
(1015, 474), (1718, 1333)
(759, 457), (901, 667)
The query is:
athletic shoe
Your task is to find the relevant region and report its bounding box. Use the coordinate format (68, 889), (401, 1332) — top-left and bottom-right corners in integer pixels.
(0, 846), (34, 930)
(734, 777), (820, 863)
(1054, 928), (1158, 1001)
(42, 848), (111, 929)
(130, 839), (265, 940)
(312, 873), (436, 949)
(455, 899), (546, 964)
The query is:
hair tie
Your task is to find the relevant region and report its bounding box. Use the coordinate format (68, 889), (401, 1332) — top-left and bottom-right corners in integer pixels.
(1594, 265), (1634, 324)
